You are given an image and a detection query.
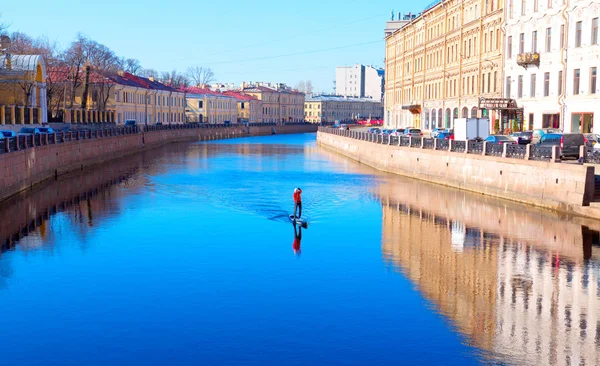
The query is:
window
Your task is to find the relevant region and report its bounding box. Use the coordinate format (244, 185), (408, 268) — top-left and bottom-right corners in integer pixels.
(593, 18), (599, 45)
(574, 69), (580, 95)
(509, 0), (513, 18)
(506, 76), (512, 97)
(532, 31), (538, 52)
(494, 71), (498, 92)
(519, 33), (525, 53)
(518, 75), (523, 97)
(591, 67), (597, 94)
(508, 36), (513, 58)
(198, 100), (203, 108)
(560, 24), (565, 48)
(531, 74), (536, 97)
(544, 72), (550, 96)
(548, 0), (552, 8)
(484, 33), (488, 51)
(488, 73), (491, 93)
(558, 70), (563, 95)
(521, 0), (526, 15)
(472, 75), (475, 94)
(534, 0), (538, 11)
(545, 27), (552, 52)
(576, 21), (582, 47)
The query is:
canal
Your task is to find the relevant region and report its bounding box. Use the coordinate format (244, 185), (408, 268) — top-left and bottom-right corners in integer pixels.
(0, 133), (598, 365)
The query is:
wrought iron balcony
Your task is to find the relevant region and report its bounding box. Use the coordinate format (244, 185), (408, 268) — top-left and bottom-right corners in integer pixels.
(516, 52), (540, 68)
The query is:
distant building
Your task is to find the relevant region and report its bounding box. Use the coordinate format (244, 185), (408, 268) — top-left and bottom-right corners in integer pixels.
(242, 83), (305, 123)
(182, 87), (237, 124)
(304, 95), (383, 124)
(222, 91), (262, 123)
(335, 64), (384, 101)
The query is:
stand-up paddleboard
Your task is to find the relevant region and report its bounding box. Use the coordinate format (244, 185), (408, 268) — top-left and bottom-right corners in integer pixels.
(289, 215), (308, 228)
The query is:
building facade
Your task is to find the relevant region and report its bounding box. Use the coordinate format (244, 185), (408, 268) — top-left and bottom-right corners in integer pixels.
(0, 48), (48, 124)
(222, 91), (262, 123)
(384, 0), (504, 130)
(183, 87), (237, 124)
(504, 0), (599, 132)
(243, 84), (305, 123)
(336, 64), (384, 101)
(304, 96), (384, 124)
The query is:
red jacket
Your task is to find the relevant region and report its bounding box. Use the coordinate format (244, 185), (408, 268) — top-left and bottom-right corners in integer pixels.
(293, 189), (302, 203)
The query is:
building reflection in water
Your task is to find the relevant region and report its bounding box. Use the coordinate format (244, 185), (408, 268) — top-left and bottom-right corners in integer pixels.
(377, 179), (600, 366)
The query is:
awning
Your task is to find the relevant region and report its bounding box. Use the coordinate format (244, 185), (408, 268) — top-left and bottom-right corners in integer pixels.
(402, 104), (421, 114)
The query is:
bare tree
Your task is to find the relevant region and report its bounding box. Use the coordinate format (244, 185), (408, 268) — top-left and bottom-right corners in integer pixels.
(160, 70), (189, 88)
(62, 34), (87, 108)
(296, 81), (306, 93)
(186, 66), (215, 86)
(122, 58), (142, 74)
(305, 80), (313, 95)
(139, 68), (159, 78)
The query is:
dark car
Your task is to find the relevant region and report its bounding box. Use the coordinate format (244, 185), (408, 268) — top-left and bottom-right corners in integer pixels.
(510, 131), (533, 145)
(124, 120), (137, 127)
(484, 135), (515, 144)
(37, 127), (55, 134)
(18, 127), (41, 135)
(560, 133), (585, 159)
(368, 128), (380, 134)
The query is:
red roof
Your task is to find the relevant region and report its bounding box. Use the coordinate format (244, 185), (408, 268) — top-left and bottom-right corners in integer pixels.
(222, 91), (258, 101)
(180, 86), (236, 98)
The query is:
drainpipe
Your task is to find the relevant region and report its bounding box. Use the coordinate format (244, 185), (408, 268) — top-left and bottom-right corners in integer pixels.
(559, 3), (569, 131)
(500, 8), (508, 129)
(442, 2), (448, 129)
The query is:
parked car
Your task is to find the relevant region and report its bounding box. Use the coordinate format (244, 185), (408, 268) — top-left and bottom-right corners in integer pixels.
(0, 130), (17, 138)
(368, 128), (380, 134)
(339, 124), (349, 130)
(390, 129), (405, 137)
(484, 135), (516, 145)
(560, 133), (585, 159)
(380, 129), (392, 135)
(404, 128), (423, 137)
(532, 128), (561, 144)
(510, 131), (533, 145)
(18, 127), (42, 135)
(584, 133), (599, 148)
(37, 127), (55, 134)
(436, 131), (455, 140)
(124, 119), (137, 127)
(431, 127), (444, 138)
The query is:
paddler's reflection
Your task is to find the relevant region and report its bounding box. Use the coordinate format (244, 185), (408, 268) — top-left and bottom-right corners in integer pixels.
(293, 223), (302, 256)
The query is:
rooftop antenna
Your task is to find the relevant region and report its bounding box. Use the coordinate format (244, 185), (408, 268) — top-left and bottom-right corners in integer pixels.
(391, 9), (395, 21)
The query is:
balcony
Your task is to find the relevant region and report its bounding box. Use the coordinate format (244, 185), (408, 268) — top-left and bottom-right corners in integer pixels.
(516, 52), (540, 68)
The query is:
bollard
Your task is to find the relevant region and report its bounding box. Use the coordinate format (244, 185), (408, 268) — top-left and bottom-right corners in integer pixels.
(421, 137), (425, 149)
(465, 140), (469, 154)
(502, 143), (508, 158)
(482, 141), (487, 155)
(448, 139), (453, 152)
(579, 145), (586, 163)
(525, 144), (532, 160)
(551, 145), (561, 163)
(433, 138), (438, 150)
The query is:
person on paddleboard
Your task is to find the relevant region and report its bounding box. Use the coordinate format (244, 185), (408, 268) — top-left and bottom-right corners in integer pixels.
(293, 188), (302, 219)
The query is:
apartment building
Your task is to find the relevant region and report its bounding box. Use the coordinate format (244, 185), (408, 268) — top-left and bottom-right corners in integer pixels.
(242, 84), (305, 123)
(182, 87), (237, 124)
(504, 0), (599, 132)
(222, 91), (262, 123)
(336, 64), (384, 101)
(304, 96), (384, 124)
(384, 1), (504, 130)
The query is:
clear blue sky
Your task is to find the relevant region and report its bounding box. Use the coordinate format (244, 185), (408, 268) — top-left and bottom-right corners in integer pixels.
(2, 0), (428, 92)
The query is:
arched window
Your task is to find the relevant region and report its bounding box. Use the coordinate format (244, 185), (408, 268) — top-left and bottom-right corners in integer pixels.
(462, 107), (469, 118)
(432, 109), (437, 129)
(445, 108), (452, 128)
(438, 108), (443, 128)
(471, 107), (478, 118)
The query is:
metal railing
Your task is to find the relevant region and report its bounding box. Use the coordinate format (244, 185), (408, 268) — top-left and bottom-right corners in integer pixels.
(317, 127), (580, 164)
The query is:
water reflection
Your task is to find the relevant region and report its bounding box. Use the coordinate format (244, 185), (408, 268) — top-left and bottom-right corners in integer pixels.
(377, 178), (600, 365)
(293, 223), (302, 256)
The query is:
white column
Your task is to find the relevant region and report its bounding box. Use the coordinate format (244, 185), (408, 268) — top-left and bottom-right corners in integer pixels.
(40, 83), (48, 123)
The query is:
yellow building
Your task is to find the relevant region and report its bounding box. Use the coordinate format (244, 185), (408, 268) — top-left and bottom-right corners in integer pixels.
(304, 96), (384, 124)
(47, 69), (186, 124)
(385, 2), (504, 130)
(183, 87), (237, 124)
(222, 91), (262, 123)
(243, 84), (305, 123)
(0, 49), (48, 124)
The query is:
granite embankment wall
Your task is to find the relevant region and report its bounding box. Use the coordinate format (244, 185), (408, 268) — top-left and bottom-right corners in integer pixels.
(317, 131), (596, 216)
(0, 124), (316, 202)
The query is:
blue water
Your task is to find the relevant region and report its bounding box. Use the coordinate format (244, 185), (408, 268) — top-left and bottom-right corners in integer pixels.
(0, 133), (597, 365)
